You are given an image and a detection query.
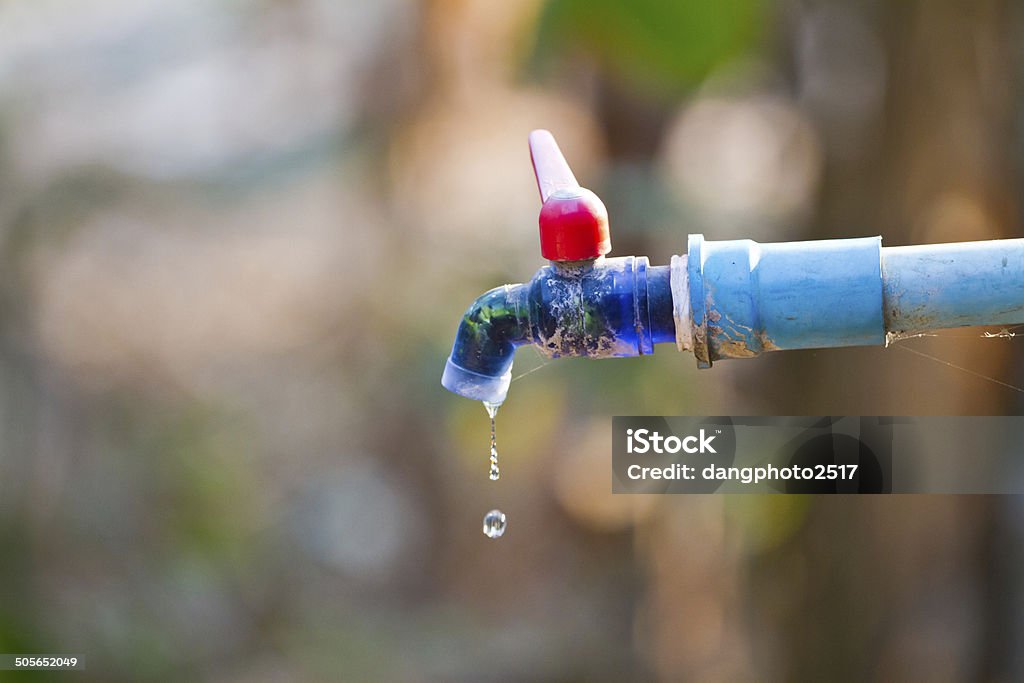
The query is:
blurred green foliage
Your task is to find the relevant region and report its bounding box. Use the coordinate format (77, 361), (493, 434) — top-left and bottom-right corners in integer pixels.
(531, 0), (764, 97)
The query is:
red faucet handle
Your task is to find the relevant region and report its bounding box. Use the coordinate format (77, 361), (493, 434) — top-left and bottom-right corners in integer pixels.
(528, 130), (611, 262)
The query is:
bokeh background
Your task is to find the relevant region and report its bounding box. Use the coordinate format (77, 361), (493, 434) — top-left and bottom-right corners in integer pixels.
(2, 0), (1024, 681)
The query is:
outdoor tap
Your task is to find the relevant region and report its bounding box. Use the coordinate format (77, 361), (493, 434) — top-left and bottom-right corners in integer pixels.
(441, 130), (1024, 403)
(441, 130), (676, 404)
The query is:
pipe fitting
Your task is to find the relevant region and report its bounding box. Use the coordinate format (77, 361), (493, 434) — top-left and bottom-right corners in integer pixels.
(684, 234), (886, 366)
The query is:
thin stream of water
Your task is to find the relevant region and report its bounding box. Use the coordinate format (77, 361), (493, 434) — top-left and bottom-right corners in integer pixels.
(484, 401), (500, 480)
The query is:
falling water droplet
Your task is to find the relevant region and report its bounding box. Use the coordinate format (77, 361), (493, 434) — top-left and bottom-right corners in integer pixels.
(483, 401), (501, 481)
(482, 509), (507, 538)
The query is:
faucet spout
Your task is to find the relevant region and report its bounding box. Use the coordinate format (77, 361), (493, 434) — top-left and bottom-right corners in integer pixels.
(441, 284), (531, 404)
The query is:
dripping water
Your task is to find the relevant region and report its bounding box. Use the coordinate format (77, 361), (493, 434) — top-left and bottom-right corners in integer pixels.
(483, 401), (500, 480)
(481, 401), (506, 538)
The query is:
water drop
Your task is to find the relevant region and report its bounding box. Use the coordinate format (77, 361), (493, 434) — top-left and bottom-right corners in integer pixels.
(482, 509), (507, 538)
(483, 401), (501, 481)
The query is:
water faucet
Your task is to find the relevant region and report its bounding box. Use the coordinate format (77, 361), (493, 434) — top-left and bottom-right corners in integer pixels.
(441, 130), (1024, 404)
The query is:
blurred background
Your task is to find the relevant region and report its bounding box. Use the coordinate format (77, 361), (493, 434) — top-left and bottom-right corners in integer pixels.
(1, 0), (1024, 680)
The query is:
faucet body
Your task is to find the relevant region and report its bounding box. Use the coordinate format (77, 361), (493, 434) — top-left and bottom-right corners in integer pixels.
(442, 256), (675, 402)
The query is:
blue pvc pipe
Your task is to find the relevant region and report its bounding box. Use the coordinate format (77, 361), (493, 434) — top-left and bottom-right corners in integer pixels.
(690, 235), (1024, 365)
(882, 239), (1024, 332)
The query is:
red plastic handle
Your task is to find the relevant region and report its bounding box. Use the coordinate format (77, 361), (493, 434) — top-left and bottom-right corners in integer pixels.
(528, 130), (611, 262)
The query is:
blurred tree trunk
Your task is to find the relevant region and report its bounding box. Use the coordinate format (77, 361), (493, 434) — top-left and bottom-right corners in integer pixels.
(773, 1), (1022, 681)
